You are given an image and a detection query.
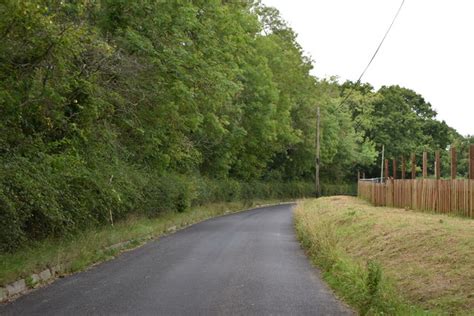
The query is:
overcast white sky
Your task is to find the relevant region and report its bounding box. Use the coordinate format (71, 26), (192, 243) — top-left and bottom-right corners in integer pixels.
(262, 0), (473, 136)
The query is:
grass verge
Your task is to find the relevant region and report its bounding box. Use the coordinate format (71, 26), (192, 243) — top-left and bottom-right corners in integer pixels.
(0, 199), (279, 287)
(294, 196), (474, 315)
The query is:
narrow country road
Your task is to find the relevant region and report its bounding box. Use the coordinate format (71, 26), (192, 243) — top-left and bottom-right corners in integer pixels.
(1, 204), (352, 315)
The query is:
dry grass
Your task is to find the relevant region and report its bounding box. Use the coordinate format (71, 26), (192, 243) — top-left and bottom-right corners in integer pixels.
(295, 196), (474, 315)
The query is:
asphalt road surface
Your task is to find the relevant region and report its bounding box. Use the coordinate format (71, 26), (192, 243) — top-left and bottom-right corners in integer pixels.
(1, 203), (352, 315)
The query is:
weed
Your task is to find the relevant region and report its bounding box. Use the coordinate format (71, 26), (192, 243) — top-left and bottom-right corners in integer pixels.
(25, 275), (37, 288)
(363, 260), (382, 314)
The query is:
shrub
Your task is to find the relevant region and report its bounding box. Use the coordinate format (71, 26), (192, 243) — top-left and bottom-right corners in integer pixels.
(365, 260), (383, 312)
(143, 174), (197, 215)
(0, 189), (24, 252)
(0, 151), (354, 253)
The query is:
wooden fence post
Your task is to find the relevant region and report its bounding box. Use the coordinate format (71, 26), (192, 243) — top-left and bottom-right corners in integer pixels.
(385, 159), (389, 181)
(423, 152), (428, 179)
(451, 146), (457, 179)
(409, 154), (415, 210)
(393, 159), (397, 179)
(470, 144), (474, 218)
(470, 144), (474, 180)
(435, 150), (441, 180)
(401, 156), (406, 179)
(435, 150), (441, 212)
(357, 171), (360, 197)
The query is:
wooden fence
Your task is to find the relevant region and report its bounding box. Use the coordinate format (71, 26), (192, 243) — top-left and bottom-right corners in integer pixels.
(358, 179), (474, 218)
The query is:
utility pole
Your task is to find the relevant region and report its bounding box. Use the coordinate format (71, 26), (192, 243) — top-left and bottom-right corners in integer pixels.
(315, 107), (321, 197)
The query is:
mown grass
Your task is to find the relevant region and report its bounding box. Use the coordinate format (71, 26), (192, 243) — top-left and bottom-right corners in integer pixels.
(294, 196), (474, 315)
(0, 199), (278, 287)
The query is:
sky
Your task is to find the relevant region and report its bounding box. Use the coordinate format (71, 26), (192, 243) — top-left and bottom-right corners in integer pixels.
(262, 0), (473, 136)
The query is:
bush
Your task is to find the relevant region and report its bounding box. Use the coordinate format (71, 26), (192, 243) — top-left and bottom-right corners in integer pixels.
(0, 189), (24, 252)
(0, 150), (354, 253)
(144, 174), (197, 215)
(321, 183), (357, 196)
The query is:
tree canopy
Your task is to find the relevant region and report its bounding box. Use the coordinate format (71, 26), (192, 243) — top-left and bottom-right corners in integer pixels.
(0, 0), (465, 251)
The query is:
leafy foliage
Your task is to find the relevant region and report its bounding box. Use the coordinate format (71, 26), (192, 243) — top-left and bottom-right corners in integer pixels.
(0, 1), (461, 251)
(341, 82), (461, 178)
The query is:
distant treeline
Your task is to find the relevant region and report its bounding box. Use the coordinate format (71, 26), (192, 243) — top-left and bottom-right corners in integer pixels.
(0, 1), (468, 251)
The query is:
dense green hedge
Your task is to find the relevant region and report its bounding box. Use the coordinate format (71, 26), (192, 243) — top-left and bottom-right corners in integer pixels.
(321, 183), (357, 196)
(0, 153), (357, 252)
(0, 156), (306, 252)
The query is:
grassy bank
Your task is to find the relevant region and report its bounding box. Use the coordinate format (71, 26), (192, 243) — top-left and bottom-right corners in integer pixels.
(294, 196), (474, 315)
(0, 199), (279, 287)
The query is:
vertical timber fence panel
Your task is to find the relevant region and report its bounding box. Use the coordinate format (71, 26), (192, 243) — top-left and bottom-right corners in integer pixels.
(470, 180), (474, 218)
(358, 179), (473, 218)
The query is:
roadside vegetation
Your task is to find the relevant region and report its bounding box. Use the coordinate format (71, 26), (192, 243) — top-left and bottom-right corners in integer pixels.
(1, 1), (467, 254)
(0, 1), (364, 254)
(295, 196), (474, 315)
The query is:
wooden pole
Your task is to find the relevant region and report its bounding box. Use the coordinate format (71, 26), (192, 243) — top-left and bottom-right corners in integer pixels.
(357, 170), (360, 197)
(411, 153), (416, 179)
(435, 150), (441, 212)
(385, 159), (389, 180)
(393, 159), (397, 179)
(435, 150), (441, 180)
(401, 156), (406, 179)
(451, 146), (457, 179)
(469, 145), (474, 218)
(315, 107), (321, 197)
(423, 152), (428, 179)
(380, 145), (385, 181)
(469, 144), (474, 180)
(362, 172), (366, 179)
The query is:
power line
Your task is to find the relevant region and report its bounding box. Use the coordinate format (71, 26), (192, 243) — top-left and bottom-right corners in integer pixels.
(337, 0), (406, 110)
